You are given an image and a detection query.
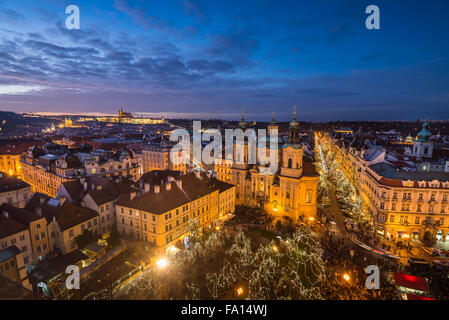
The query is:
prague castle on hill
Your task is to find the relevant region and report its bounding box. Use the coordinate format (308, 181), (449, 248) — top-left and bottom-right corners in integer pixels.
(95, 108), (165, 125)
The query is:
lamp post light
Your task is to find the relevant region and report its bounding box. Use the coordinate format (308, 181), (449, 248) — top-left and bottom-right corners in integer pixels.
(236, 287), (244, 298)
(156, 257), (168, 299)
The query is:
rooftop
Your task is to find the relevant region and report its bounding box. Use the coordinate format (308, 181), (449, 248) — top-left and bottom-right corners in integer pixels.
(0, 246), (21, 263)
(370, 162), (449, 182)
(0, 174), (29, 193)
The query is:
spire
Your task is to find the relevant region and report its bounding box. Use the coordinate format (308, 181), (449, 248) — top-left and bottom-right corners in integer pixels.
(239, 108), (247, 130)
(293, 105), (297, 121)
(272, 112), (275, 122)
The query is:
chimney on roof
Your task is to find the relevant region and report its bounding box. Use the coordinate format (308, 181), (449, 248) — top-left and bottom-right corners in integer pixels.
(130, 192), (137, 200)
(3, 211), (8, 218)
(144, 183), (150, 193)
(35, 207), (42, 216)
(83, 181), (88, 191)
(139, 180), (144, 189)
(97, 185), (102, 191)
(39, 197), (45, 206)
(91, 184), (95, 192)
(166, 182), (171, 191)
(195, 171), (201, 179)
(59, 196), (67, 205)
(154, 185), (160, 194)
(80, 177), (86, 184)
(176, 179), (182, 189)
(80, 200), (86, 208)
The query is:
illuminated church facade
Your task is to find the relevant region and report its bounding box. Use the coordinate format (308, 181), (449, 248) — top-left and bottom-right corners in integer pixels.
(214, 109), (319, 222)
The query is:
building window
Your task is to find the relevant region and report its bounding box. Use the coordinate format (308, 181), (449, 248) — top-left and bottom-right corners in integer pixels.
(390, 215), (394, 223)
(415, 217), (420, 224)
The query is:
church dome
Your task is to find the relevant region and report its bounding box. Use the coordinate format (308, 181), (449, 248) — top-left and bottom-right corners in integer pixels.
(289, 106), (299, 128)
(417, 121), (432, 142)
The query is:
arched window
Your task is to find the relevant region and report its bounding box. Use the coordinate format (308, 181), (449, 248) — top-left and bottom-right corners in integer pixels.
(288, 158), (292, 168)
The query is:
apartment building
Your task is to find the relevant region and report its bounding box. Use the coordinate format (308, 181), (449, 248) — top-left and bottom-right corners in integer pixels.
(0, 203), (50, 263)
(21, 142), (140, 197)
(214, 158), (233, 184)
(142, 143), (187, 174)
(57, 175), (137, 235)
(116, 170), (235, 247)
(0, 140), (42, 178)
(0, 212), (33, 266)
(0, 173), (32, 208)
(25, 194), (99, 254)
(0, 246), (31, 290)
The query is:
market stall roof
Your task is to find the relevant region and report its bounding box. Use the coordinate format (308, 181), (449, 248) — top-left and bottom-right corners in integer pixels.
(394, 273), (429, 292)
(406, 294), (435, 300)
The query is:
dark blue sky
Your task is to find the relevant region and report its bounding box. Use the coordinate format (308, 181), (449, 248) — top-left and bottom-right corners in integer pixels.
(0, 0), (448, 121)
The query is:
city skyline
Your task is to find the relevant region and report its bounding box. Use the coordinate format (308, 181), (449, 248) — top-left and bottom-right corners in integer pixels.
(0, 0), (448, 121)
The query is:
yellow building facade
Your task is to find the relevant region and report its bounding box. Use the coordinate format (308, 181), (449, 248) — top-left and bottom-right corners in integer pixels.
(325, 125), (449, 242)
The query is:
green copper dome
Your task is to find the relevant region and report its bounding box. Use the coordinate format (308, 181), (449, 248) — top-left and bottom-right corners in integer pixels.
(417, 121), (432, 142)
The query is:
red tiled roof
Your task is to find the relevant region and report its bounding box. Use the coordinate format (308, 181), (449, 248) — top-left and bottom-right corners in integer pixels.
(0, 214), (27, 238)
(379, 177), (403, 187)
(0, 174), (29, 193)
(394, 273), (429, 292)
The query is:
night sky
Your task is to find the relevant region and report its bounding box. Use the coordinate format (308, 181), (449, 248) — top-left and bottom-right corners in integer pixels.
(0, 0), (448, 121)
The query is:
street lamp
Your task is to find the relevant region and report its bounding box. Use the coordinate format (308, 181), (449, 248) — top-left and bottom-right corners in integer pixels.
(236, 287), (244, 297)
(156, 257), (168, 269)
(343, 273), (350, 282)
(156, 257), (168, 299)
(272, 245), (278, 252)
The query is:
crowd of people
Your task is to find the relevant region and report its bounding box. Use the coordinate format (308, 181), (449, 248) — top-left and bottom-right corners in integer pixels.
(320, 231), (400, 300)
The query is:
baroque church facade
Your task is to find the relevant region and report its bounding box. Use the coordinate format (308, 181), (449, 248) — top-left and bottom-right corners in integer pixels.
(215, 109), (319, 223)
